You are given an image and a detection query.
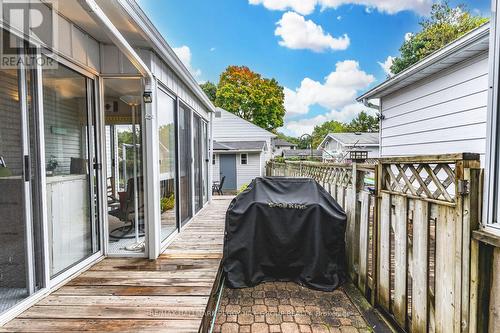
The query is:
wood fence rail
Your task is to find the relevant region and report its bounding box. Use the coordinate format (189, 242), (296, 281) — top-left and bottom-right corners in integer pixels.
(266, 154), (484, 333)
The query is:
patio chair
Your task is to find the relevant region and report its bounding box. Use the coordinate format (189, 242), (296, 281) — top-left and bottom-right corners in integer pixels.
(109, 177), (145, 239)
(212, 176), (225, 195)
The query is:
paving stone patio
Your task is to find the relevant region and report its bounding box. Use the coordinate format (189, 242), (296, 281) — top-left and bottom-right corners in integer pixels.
(213, 282), (374, 333)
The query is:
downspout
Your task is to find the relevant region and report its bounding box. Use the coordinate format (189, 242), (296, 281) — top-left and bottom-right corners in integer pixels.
(78, 0), (160, 259)
(362, 98), (382, 159)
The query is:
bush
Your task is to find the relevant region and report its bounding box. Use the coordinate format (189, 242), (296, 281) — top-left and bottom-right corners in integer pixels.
(160, 194), (175, 213)
(238, 183), (249, 194)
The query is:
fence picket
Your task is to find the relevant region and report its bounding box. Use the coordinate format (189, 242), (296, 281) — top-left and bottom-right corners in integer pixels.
(393, 195), (408, 327)
(412, 200), (429, 332)
(359, 191), (370, 295)
(379, 192), (391, 310)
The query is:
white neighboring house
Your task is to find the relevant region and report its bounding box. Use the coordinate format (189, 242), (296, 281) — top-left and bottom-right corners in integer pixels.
(357, 24), (489, 165)
(212, 108), (276, 190)
(318, 133), (380, 162)
(272, 138), (297, 158)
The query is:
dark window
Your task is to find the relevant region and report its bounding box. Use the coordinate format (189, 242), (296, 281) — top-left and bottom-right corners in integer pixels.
(241, 153), (248, 165)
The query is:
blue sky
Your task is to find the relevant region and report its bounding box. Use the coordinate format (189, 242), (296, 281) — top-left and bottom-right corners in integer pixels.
(138, 0), (491, 136)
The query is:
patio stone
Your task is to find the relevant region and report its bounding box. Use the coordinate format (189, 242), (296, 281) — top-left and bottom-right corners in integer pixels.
(269, 324), (281, 332)
(251, 323), (270, 333)
(221, 323), (239, 333)
(214, 282), (370, 333)
(281, 322), (300, 333)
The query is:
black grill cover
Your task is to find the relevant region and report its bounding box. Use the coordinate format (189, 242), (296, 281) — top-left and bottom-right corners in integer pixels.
(223, 177), (347, 291)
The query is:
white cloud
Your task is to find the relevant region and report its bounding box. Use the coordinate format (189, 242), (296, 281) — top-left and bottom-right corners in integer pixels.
(337, 15), (342, 20)
(404, 32), (413, 41)
(378, 55), (394, 76)
(284, 60), (374, 116)
(249, 0), (433, 15)
(284, 103), (377, 136)
(173, 45), (202, 78)
(249, 0), (317, 15)
(210, 47), (216, 52)
(275, 12), (349, 52)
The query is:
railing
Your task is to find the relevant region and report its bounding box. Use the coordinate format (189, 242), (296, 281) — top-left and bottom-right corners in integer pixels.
(266, 154), (483, 333)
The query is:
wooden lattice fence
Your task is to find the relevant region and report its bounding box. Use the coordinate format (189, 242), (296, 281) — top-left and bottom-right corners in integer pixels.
(266, 153), (482, 333)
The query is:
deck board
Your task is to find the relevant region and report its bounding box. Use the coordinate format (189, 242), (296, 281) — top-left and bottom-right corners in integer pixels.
(1, 197), (231, 333)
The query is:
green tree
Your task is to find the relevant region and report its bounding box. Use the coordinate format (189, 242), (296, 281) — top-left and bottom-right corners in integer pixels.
(345, 111), (379, 132)
(215, 66), (286, 131)
(276, 132), (300, 146)
(200, 81), (217, 103)
(311, 120), (347, 148)
(391, 1), (488, 74)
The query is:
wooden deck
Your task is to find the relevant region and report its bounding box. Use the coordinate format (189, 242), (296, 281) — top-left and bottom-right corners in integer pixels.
(1, 197), (232, 333)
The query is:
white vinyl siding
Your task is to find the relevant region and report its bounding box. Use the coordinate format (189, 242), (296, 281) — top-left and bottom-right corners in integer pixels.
(236, 153), (261, 189)
(212, 109), (275, 187)
(380, 52), (488, 164)
(213, 154), (220, 182)
(213, 152), (263, 189)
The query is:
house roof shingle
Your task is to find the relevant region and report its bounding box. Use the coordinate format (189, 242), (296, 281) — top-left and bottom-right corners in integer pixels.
(327, 132), (379, 146)
(213, 141), (266, 151)
(273, 138), (296, 147)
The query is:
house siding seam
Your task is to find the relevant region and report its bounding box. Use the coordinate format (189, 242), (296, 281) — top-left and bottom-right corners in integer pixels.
(380, 53), (488, 165)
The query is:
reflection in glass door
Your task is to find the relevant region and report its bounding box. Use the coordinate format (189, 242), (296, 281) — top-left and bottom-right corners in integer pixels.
(179, 105), (192, 225)
(0, 36), (43, 314)
(103, 78), (145, 255)
(41, 61), (100, 277)
(158, 89), (177, 242)
(202, 121), (209, 204)
(193, 114), (202, 212)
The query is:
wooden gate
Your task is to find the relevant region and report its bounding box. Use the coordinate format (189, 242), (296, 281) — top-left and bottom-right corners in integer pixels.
(267, 153), (482, 333)
(376, 154), (481, 332)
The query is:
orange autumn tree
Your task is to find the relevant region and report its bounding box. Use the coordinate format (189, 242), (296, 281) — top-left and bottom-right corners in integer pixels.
(215, 66), (285, 131)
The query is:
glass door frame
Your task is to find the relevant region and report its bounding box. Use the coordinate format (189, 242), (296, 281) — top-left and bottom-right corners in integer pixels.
(158, 83), (180, 250)
(0, 37), (45, 326)
(99, 75), (151, 258)
(39, 51), (104, 287)
(0, 43), (104, 325)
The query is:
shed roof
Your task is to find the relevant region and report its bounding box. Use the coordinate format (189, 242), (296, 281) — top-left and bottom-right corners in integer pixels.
(273, 138), (296, 147)
(322, 132), (379, 147)
(213, 141), (266, 152)
(283, 149), (322, 158)
(357, 23), (490, 101)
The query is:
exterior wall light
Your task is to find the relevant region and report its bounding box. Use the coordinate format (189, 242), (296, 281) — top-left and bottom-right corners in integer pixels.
(143, 91), (153, 104)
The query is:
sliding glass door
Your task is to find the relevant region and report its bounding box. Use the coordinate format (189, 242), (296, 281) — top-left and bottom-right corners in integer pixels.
(193, 114), (203, 212)
(202, 121), (209, 204)
(158, 89), (177, 242)
(178, 104), (192, 225)
(0, 32), (43, 315)
(41, 61), (100, 277)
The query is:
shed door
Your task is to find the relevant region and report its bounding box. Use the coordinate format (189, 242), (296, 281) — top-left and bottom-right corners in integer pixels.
(219, 154), (237, 190)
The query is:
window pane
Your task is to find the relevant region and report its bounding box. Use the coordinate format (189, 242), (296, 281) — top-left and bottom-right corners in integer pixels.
(158, 90), (177, 241)
(179, 105), (192, 224)
(42, 62), (98, 276)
